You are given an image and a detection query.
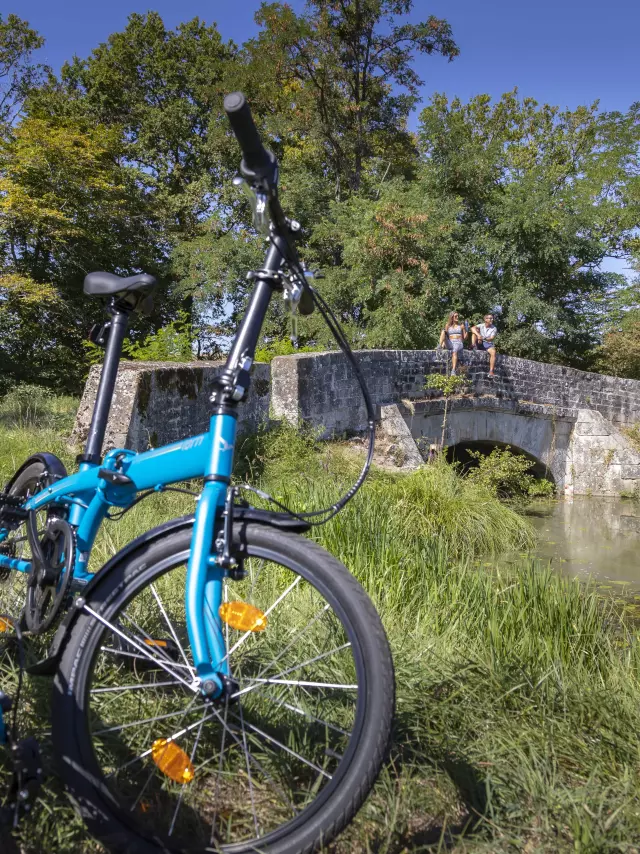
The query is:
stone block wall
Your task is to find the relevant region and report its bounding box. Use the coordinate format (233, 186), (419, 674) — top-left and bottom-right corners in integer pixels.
(71, 350), (640, 495)
(71, 361), (271, 453)
(271, 349), (640, 436)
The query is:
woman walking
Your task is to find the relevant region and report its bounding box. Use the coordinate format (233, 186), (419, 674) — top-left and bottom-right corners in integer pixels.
(438, 311), (467, 375)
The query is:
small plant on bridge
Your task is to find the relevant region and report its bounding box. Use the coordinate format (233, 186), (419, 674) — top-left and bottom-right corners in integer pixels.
(424, 371), (470, 397)
(466, 445), (555, 501)
(424, 371), (471, 447)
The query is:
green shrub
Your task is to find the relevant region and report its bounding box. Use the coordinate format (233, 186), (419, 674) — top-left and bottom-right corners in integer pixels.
(254, 337), (318, 363)
(123, 310), (195, 362)
(424, 371), (470, 396)
(466, 445), (555, 500)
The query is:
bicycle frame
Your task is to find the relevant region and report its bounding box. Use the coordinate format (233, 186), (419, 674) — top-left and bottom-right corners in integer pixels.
(0, 239), (288, 698)
(0, 418), (236, 694)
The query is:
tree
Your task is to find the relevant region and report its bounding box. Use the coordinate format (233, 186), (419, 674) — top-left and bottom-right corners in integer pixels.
(0, 274), (76, 393)
(303, 175), (462, 348)
(47, 13), (240, 238)
(0, 14), (47, 130)
(249, 0), (458, 197)
(418, 91), (640, 365)
(0, 115), (166, 389)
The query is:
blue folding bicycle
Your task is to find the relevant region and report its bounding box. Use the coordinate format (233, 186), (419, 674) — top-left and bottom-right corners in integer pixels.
(0, 94), (394, 853)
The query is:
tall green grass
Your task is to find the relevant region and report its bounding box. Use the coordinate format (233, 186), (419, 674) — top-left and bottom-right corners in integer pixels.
(1, 405), (639, 852)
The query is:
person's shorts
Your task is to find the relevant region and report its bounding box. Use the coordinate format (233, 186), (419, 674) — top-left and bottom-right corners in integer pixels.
(480, 341), (495, 350)
(445, 339), (463, 353)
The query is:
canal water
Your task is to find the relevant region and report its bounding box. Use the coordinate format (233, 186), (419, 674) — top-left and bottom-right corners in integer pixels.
(511, 497), (640, 589)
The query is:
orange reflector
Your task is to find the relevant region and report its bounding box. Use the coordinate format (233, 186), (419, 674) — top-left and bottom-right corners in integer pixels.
(0, 617), (11, 633)
(219, 601), (267, 633)
(143, 638), (167, 647)
(151, 739), (194, 784)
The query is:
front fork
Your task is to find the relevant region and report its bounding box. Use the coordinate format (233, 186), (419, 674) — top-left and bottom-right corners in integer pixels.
(185, 413), (238, 697)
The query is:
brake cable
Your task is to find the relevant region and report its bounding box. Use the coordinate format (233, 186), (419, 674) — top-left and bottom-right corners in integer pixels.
(235, 233), (376, 527)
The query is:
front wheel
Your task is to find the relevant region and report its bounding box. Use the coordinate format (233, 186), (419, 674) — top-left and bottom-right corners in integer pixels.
(52, 522), (394, 854)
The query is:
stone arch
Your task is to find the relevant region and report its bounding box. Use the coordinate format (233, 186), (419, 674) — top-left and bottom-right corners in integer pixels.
(403, 400), (575, 491)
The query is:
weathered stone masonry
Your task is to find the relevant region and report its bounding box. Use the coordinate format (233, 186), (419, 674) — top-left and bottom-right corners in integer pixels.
(72, 350), (640, 496)
(72, 361), (271, 451)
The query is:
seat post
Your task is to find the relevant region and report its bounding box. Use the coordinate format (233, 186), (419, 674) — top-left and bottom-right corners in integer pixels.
(82, 306), (131, 464)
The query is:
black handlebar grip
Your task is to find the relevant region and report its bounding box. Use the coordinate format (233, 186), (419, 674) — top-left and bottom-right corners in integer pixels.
(224, 92), (272, 173)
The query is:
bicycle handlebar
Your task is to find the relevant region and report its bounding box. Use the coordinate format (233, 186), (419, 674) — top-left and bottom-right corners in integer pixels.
(223, 92), (274, 176)
(224, 91), (312, 312)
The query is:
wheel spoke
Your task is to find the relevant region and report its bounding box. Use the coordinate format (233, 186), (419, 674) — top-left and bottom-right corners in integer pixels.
(238, 698), (260, 837)
(261, 692), (350, 737)
(168, 708), (207, 836)
(253, 603), (331, 681)
(233, 678), (358, 699)
(108, 708), (218, 778)
(207, 702), (297, 819)
(99, 646), (192, 670)
(91, 681), (186, 695)
(94, 704), (204, 736)
(227, 710), (332, 780)
(118, 609), (193, 676)
(83, 604), (197, 694)
(222, 576), (302, 663)
(150, 583), (195, 678)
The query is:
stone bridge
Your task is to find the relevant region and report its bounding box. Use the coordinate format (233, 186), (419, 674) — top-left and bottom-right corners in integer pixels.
(73, 350), (640, 496)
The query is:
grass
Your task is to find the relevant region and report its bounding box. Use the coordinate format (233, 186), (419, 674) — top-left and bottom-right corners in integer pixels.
(1, 393), (640, 852)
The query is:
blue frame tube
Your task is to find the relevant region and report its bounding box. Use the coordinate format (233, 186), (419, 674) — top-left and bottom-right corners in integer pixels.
(0, 418), (236, 694)
(185, 414), (238, 693)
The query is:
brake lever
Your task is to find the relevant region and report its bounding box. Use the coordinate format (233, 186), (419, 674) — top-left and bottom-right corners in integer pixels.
(232, 176), (270, 235)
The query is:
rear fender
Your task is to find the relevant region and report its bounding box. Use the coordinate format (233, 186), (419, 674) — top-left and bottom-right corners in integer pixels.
(4, 453), (68, 492)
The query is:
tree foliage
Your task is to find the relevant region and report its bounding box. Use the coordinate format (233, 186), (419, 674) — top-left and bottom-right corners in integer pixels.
(0, 14), (46, 129)
(417, 92), (640, 364)
(1, 4), (640, 393)
(250, 0), (458, 196)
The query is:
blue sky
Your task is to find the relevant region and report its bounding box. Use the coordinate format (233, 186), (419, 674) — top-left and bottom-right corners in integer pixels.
(13, 0), (640, 277)
(16, 0), (639, 115)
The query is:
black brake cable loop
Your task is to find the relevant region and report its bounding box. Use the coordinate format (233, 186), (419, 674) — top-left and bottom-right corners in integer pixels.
(235, 231), (375, 527)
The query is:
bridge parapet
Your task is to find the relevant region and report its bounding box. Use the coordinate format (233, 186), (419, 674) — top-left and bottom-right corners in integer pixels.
(72, 349), (640, 496)
(272, 349), (640, 435)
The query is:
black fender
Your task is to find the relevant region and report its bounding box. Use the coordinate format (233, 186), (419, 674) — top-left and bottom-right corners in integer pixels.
(29, 506), (309, 675)
(4, 452), (68, 492)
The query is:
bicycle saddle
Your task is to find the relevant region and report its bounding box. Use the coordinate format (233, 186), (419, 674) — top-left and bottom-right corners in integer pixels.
(83, 271), (156, 297)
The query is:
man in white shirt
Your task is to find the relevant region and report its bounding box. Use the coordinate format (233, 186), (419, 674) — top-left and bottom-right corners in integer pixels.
(471, 313), (497, 377)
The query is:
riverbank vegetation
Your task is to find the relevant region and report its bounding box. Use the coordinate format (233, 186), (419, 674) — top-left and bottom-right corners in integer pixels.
(1, 397), (639, 852)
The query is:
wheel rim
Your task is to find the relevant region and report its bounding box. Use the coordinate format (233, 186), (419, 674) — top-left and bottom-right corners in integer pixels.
(78, 548), (366, 850)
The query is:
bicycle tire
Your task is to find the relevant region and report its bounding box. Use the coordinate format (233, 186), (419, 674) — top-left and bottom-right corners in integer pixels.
(52, 522), (394, 854)
(0, 461), (48, 624)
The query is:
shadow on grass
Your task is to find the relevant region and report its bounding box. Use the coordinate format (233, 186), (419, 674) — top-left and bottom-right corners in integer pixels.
(365, 707), (491, 853)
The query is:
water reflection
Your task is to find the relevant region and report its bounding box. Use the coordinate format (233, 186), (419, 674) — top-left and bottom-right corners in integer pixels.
(519, 497), (640, 588)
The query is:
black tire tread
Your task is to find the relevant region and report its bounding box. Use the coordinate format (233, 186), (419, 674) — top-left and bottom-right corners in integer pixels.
(53, 523), (394, 854)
